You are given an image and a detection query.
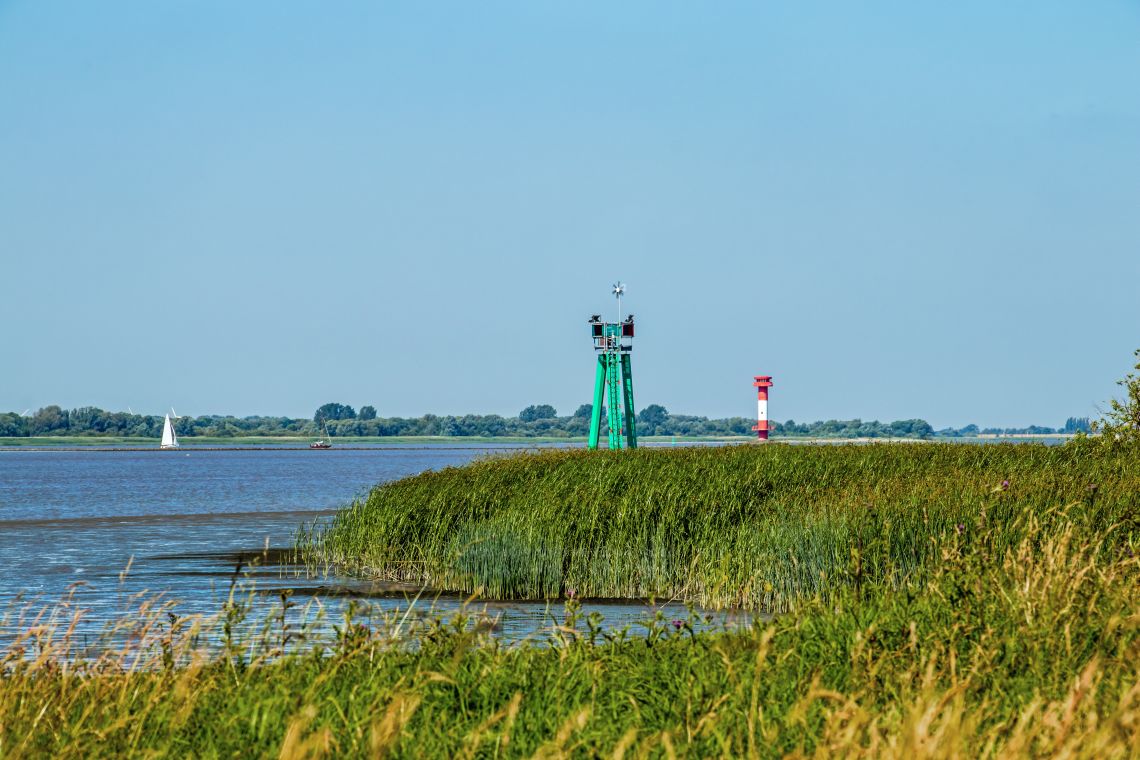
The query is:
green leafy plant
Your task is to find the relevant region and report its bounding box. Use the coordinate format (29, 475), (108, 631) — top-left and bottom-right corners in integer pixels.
(1094, 348), (1140, 442)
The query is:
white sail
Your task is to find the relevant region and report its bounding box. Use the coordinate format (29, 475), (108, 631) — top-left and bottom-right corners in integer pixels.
(161, 414), (179, 448)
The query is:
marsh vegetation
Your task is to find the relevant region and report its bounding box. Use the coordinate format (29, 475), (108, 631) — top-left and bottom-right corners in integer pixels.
(306, 440), (1137, 611)
(4, 469), (1140, 756)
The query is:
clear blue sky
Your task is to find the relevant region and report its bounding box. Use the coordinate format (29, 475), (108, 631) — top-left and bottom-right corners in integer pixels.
(1, 1), (1137, 428)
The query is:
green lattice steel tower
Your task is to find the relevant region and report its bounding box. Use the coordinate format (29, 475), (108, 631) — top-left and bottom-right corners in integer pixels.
(587, 283), (637, 450)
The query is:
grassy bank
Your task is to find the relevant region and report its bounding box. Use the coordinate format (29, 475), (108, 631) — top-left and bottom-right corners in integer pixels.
(308, 440), (1137, 610)
(4, 499), (1139, 757)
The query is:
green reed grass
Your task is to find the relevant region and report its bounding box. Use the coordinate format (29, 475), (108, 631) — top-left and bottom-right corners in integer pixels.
(305, 439), (1138, 610)
(5, 496), (1140, 757)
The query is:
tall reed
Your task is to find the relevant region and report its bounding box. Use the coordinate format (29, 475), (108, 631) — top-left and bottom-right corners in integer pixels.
(307, 439), (1138, 609)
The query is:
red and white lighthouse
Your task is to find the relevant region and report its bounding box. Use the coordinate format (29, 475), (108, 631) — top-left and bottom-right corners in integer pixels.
(753, 375), (773, 440)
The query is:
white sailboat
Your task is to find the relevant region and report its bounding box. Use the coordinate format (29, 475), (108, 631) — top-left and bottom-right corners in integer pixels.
(160, 413), (180, 449)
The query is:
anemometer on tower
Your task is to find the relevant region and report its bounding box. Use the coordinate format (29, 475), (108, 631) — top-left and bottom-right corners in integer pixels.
(587, 283), (637, 450)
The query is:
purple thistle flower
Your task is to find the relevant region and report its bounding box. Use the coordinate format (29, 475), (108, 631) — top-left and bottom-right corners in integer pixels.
(1001, 480), (1010, 491)
(956, 523), (965, 535)
(672, 619), (684, 630)
(566, 588), (576, 599)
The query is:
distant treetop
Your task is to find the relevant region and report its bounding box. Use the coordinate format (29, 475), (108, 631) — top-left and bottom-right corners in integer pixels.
(314, 403), (356, 425)
(519, 404), (557, 422)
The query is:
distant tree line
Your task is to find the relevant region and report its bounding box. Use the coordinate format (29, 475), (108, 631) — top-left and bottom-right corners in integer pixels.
(0, 406), (314, 438)
(775, 418), (935, 439)
(935, 417), (1091, 437)
(0, 404), (1089, 440)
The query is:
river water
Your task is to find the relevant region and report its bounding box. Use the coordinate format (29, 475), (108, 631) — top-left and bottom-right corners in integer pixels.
(0, 444), (710, 646)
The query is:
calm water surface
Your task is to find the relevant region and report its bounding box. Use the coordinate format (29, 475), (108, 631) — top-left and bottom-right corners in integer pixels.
(0, 445), (709, 643)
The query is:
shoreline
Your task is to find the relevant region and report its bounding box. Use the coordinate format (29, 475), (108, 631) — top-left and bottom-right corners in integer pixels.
(0, 432), (1078, 449)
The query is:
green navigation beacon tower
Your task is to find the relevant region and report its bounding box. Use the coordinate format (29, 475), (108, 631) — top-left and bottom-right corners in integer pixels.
(587, 282), (637, 450)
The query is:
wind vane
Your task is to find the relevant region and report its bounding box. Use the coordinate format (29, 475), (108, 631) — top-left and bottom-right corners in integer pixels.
(612, 281), (626, 323)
